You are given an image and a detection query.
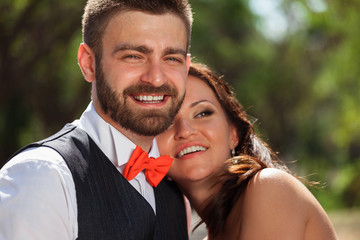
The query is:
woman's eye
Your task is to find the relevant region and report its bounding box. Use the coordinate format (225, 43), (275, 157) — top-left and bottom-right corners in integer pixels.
(195, 110), (213, 118)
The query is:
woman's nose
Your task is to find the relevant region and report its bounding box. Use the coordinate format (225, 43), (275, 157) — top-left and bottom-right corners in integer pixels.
(174, 118), (196, 140)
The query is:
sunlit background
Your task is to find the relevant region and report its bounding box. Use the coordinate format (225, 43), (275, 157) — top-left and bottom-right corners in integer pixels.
(1, 0), (359, 238)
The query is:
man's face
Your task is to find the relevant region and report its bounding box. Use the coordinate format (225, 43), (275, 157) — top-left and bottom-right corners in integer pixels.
(94, 11), (190, 136)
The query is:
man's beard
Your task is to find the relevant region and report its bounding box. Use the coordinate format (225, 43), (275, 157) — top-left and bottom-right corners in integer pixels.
(95, 62), (185, 136)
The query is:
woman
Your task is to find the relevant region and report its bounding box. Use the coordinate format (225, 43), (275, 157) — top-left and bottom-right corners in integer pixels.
(156, 63), (338, 240)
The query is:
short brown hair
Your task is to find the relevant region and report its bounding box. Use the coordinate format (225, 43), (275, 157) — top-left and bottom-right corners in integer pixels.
(82, 0), (193, 58)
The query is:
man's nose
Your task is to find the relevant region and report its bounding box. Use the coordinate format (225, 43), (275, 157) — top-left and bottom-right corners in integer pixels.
(140, 61), (167, 87)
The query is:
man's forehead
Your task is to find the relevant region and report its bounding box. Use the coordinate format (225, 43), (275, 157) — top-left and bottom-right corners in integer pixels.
(103, 11), (188, 53)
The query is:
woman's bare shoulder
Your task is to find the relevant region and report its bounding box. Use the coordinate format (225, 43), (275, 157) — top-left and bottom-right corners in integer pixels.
(247, 168), (310, 199)
(237, 168), (337, 240)
(238, 168), (315, 239)
(244, 168), (320, 218)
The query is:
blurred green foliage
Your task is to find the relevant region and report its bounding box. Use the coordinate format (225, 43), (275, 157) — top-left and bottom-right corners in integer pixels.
(0, 0), (359, 209)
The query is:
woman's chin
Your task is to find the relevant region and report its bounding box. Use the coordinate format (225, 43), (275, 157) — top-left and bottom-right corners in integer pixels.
(169, 169), (210, 185)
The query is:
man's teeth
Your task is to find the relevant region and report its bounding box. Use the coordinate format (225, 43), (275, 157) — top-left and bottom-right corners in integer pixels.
(178, 146), (207, 158)
(134, 95), (164, 102)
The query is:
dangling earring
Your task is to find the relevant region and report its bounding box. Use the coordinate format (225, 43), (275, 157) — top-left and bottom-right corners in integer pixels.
(231, 148), (236, 157)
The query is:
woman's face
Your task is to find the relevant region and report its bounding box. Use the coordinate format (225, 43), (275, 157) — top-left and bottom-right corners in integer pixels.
(156, 75), (238, 183)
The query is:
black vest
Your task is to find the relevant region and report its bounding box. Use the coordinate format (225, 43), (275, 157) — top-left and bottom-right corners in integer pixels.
(13, 124), (188, 240)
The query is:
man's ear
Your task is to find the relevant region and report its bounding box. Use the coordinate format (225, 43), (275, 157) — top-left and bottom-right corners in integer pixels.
(186, 53), (191, 72)
(78, 43), (96, 83)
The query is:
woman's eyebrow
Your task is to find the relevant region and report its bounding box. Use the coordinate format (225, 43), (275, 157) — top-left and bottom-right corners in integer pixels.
(190, 99), (215, 108)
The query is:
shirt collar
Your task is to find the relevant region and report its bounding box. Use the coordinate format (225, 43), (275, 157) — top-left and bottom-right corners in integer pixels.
(74, 102), (160, 169)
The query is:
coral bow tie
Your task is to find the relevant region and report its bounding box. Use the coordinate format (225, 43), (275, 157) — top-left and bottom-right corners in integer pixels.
(123, 146), (173, 187)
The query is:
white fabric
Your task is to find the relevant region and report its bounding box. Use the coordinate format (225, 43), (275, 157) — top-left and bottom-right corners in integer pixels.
(0, 102), (159, 240)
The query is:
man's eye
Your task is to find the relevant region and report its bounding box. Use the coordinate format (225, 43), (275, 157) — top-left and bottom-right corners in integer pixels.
(125, 55), (140, 59)
(166, 57), (183, 63)
(168, 57), (179, 61)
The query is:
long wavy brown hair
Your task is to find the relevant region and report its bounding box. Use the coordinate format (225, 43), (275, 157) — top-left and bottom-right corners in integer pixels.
(188, 63), (289, 238)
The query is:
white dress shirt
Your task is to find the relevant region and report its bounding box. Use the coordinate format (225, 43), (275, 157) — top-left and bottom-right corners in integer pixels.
(0, 102), (159, 240)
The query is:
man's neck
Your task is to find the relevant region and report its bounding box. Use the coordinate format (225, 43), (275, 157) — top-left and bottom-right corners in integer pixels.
(115, 125), (154, 153)
(93, 102), (154, 152)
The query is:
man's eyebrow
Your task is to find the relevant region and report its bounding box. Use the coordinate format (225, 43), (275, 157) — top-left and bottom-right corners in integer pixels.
(112, 44), (152, 56)
(112, 44), (187, 58)
(163, 47), (187, 58)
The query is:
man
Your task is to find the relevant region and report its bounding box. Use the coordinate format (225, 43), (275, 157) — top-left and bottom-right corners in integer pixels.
(0, 0), (193, 239)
